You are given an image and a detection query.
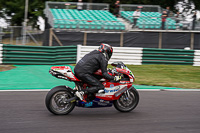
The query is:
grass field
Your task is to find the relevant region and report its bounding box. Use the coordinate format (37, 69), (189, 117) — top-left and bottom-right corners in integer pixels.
(126, 65), (200, 89)
(0, 65), (200, 89)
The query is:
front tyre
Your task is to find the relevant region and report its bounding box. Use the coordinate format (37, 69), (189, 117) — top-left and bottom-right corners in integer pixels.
(45, 86), (76, 115)
(114, 86), (139, 112)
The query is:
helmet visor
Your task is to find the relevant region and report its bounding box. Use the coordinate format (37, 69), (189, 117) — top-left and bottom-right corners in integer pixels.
(108, 51), (112, 60)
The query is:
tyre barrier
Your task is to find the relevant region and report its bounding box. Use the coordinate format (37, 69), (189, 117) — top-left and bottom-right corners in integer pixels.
(0, 44), (199, 66)
(0, 44), (77, 65)
(142, 48), (196, 65)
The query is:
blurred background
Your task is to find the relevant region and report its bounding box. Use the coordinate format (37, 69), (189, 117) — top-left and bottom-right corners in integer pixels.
(0, 0), (200, 47)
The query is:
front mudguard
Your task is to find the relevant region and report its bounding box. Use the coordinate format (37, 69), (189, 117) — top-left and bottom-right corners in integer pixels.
(114, 86), (138, 99)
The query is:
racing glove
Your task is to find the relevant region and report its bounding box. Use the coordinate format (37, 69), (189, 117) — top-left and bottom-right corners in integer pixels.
(114, 76), (121, 81)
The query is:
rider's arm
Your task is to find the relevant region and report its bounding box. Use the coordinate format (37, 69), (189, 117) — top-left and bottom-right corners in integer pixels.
(100, 55), (115, 80)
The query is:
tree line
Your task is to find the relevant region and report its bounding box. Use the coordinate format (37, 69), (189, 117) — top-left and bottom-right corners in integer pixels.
(0, 0), (199, 28)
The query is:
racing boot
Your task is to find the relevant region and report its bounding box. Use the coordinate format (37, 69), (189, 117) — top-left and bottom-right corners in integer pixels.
(75, 91), (87, 102)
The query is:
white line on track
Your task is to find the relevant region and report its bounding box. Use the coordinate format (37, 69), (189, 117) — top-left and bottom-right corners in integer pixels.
(0, 89), (51, 92)
(137, 89), (200, 91)
(0, 89), (200, 92)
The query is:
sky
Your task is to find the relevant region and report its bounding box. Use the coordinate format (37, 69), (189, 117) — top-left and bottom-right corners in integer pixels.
(0, 18), (9, 28)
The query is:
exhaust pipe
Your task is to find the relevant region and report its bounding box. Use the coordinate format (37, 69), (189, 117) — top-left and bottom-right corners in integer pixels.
(65, 96), (77, 103)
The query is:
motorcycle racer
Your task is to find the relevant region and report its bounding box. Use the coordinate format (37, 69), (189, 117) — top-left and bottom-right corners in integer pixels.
(74, 43), (121, 102)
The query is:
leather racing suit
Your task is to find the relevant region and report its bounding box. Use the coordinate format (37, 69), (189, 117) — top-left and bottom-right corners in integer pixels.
(74, 50), (114, 94)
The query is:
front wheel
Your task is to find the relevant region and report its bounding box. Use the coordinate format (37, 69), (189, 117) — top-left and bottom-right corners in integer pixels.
(114, 86), (139, 112)
(45, 86), (76, 115)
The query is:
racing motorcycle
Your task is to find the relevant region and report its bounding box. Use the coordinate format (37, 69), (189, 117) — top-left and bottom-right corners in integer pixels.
(45, 61), (139, 115)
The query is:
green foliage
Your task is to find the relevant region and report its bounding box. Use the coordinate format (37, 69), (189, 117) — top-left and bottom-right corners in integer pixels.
(0, 0), (199, 27)
(193, 0), (200, 10)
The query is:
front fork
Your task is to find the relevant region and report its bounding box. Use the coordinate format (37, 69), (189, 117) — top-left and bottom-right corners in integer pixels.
(123, 90), (130, 100)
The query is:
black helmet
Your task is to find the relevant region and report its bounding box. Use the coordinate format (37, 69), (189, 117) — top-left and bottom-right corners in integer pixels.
(98, 43), (113, 60)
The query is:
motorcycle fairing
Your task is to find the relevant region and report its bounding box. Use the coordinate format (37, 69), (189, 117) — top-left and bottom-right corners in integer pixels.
(95, 82), (132, 101)
(115, 67), (135, 82)
(50, 66), (80, 81)
(75, 98), (113, 108)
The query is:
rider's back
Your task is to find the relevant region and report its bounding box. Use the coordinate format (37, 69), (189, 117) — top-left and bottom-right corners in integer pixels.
(75, 50), (106, 74)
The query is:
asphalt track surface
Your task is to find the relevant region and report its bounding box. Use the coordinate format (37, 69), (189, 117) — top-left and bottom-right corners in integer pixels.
(0, 91), (200, 133)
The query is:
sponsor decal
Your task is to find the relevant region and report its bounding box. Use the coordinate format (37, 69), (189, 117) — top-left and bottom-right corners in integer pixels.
(119, 81), (130, 84)
(99, 99), (104, 102)
(57, 75), (68, 80)
(129, 71), (133, 75)
(105, 86), (120, 93)
(99, 95), (112, 98)
(70, 100), (76, 103)
(98, 102), (108, 106)
(110, 84), (114, 88)
(85, 102), (93, 107)
(99, 99), (110, 104)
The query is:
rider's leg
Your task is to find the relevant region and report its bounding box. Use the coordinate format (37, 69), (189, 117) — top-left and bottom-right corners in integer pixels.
(78, 73), (104, 93)
(75, 73), (104, 101)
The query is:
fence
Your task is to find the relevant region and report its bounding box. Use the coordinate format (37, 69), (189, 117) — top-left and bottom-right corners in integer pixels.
(76, 45), (143, 65)
(194, 50), (200, 66)
(0, 44), (77, 65)
(0, 26), (43, 46)
(120, 4), (162, 12)
(44, 29), (200, 50)
(1, 44), (200, 66)
(45, 1), (109, 11)
(142, 48), (195, 65)
(77, 45), (200, 66)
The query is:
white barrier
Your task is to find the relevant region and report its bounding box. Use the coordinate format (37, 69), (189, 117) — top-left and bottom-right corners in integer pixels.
(0, 44), (2, 64)
(0, 44), (3, 50)
(193, 50), (200, 66)
(77, 45), (143, 65)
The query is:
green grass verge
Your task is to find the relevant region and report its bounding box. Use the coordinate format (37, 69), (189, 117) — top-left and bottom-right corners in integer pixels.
(1, 65), (200, 89)
(125, 65), (200, 89)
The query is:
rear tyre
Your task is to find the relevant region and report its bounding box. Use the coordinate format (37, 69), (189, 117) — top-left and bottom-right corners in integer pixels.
(114, 87), (139, 112)
(45, 86), (76, 115)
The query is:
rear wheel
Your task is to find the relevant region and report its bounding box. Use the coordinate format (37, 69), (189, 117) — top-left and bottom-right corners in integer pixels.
(114, 87), (139, 112)
(45, 86), (76, 115)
